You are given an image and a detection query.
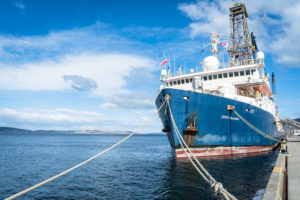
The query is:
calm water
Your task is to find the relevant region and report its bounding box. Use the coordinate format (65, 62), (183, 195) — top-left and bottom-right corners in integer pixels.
(0, 133), (278, 200)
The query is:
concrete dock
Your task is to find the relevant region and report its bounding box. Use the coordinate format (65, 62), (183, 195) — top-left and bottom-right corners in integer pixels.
(263, 136), (300, 200)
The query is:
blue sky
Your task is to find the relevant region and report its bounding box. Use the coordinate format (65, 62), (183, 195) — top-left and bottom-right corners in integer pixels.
(0, 0), (299, 132)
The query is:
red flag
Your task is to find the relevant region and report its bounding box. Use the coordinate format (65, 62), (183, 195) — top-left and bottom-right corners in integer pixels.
(160, 59), (168, 66)
(220, 42), (228, 47)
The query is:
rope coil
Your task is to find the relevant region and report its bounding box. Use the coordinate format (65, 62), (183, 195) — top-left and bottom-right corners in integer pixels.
(5, 99), (167, 200)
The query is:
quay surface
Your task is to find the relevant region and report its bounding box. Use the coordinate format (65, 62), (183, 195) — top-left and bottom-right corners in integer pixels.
(263, 136), (300, 200)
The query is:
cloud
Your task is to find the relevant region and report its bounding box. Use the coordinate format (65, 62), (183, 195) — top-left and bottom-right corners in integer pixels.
(0, 22), (142, 64)
(0, 53), (154, 97)
(0, 108), (103, 124)
(101, 103), (118, 109)
(13, 2), (26, 10)
(178, 0), (300, 67)
(0, 107), (162, 132)
(178, 1), (230, 37)
(63, 75), (98, 91)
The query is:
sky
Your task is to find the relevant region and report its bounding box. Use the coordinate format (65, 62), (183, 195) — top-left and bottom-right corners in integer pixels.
(0, 0), (299, 132)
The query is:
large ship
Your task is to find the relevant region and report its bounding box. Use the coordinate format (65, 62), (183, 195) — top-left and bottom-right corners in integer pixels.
(155, 2), (281, 158)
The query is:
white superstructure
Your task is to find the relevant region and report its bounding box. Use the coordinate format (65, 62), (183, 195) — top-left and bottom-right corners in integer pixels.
(159, 33), (278, 122)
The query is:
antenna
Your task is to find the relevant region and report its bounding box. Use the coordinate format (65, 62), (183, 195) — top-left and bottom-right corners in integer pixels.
(210, 32), (222, 57)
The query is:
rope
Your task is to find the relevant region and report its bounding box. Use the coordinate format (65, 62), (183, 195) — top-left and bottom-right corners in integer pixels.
(166, 98), (237, 200)
(232, 109), (281, 143)
(5, 99), (167, 200)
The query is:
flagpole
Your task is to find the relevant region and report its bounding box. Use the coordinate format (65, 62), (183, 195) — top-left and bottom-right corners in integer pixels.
(168, 56), (170, 76)
(173, 54), (175, 76)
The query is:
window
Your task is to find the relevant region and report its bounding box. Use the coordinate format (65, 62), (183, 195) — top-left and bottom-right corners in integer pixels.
(177, 80), (180, 85)
(251, 69), (256, 74)
(240, 71), (245, 76)
(173, 81), (177, 85)
(234, 71), (239, 77)
(223, 73), (228, 78)
(229, 72), (233, 77)
(218, 74), (222, 79)
(213, 74), (217, 79)
(166, 82), (168, 86)
(186, 79), (189, 83)
(190, 78), (192, 83)
(181, 79), (185, 84)
(246, 70), (250, 75)
(208, 75), (212, 80)
(204, 76), (208, 81)
(170, 82), (173, 86)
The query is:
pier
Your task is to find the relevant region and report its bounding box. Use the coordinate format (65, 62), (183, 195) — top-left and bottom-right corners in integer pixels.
(263, 136), (300, 200)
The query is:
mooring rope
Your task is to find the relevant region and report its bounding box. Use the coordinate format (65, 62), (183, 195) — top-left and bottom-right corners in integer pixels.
(5, 99), (167, 200)
(166, 98), (237, 200)
(232, 109), (281, 143)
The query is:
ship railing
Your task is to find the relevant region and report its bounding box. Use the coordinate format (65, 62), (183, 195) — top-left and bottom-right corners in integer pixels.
(165, 67), (202, 78)
(163, 59), (264, 79)
(229, 59), (263, 67)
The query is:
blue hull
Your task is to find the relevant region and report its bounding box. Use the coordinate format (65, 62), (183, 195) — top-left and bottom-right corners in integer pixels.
(155, 88), (280, 156)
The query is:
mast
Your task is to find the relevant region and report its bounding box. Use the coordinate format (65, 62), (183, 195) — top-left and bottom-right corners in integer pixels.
(228, 2), (253, 66)
(210, 32), (222, 57)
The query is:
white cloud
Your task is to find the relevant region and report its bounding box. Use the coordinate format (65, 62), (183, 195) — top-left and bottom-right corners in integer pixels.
(0, 108), (103, 124)
(178, 1), (230, 37)
(178, 0), (300, 67)
(0, 53), (154, 98)
(13, 2), (26, 10)
(101, 103), (118, 109)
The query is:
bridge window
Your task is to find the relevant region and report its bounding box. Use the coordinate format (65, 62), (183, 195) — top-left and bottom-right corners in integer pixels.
(173, 81), (177, 85)
(181, 79), (185, 84)
(246, 70), (250, 75)
(186, 79), (189, 83)
(240, 71), (245, 76)
(251, 69), (256, 74)
(213, 74), (217, 79)
(177, 80), (180, 85)
(229, 72), (233, 77)
(223, 73), (228, 78)
(204, 76), (207, 81)
(234, 71), (239, 77)
(166, 82), (168, 86)
(218, 74), (222, 79)
(208, 75), (212, 80)
(170, 82), (173, 86)
(190, 78), (192, 83)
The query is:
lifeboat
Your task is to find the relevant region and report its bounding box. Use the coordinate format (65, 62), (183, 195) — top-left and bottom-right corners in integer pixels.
(253, 83), (272, 97)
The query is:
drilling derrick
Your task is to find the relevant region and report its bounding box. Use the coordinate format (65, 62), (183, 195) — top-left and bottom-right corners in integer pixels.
(228, 2), (253, 66)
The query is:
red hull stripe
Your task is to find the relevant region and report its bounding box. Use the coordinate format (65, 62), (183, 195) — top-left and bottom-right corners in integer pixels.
(176, 144), (278, 158)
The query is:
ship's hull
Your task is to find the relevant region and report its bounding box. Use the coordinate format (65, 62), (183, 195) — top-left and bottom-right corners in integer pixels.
(155, 88), (280, 158)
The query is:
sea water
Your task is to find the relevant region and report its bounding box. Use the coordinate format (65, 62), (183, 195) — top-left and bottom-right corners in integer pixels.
(0, 133), (277, 200)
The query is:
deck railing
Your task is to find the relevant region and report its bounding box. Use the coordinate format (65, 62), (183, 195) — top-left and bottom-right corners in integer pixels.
(162, 59), (264, 79)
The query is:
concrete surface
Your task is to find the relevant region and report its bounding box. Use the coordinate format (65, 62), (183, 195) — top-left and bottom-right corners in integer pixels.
(287, 136), (300, 200)
(262, 153), (286, 200)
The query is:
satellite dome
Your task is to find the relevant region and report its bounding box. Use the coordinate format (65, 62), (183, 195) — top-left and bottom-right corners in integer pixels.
(203, 56), (219, 72)
(256, 51), (264, 60)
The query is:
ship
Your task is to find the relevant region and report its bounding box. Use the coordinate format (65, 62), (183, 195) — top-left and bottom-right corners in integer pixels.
(155, 2), (282, 158)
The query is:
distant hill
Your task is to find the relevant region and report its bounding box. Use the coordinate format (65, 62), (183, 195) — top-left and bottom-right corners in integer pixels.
(0, 127), (32, 134)
(295, 118), (300, 122)
(0, 127), (132, 135)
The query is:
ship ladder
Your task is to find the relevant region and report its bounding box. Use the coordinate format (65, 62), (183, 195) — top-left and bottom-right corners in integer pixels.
(227, 105), (281, 143)
(4, 99), (168, 200)
(166, 96), (237, 200)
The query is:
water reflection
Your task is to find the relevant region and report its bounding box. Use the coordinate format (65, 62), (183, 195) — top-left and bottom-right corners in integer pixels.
(156, 149), (278, 200)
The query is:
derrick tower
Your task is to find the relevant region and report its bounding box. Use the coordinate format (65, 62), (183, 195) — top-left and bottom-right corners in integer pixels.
(228, 2), (253, 65)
